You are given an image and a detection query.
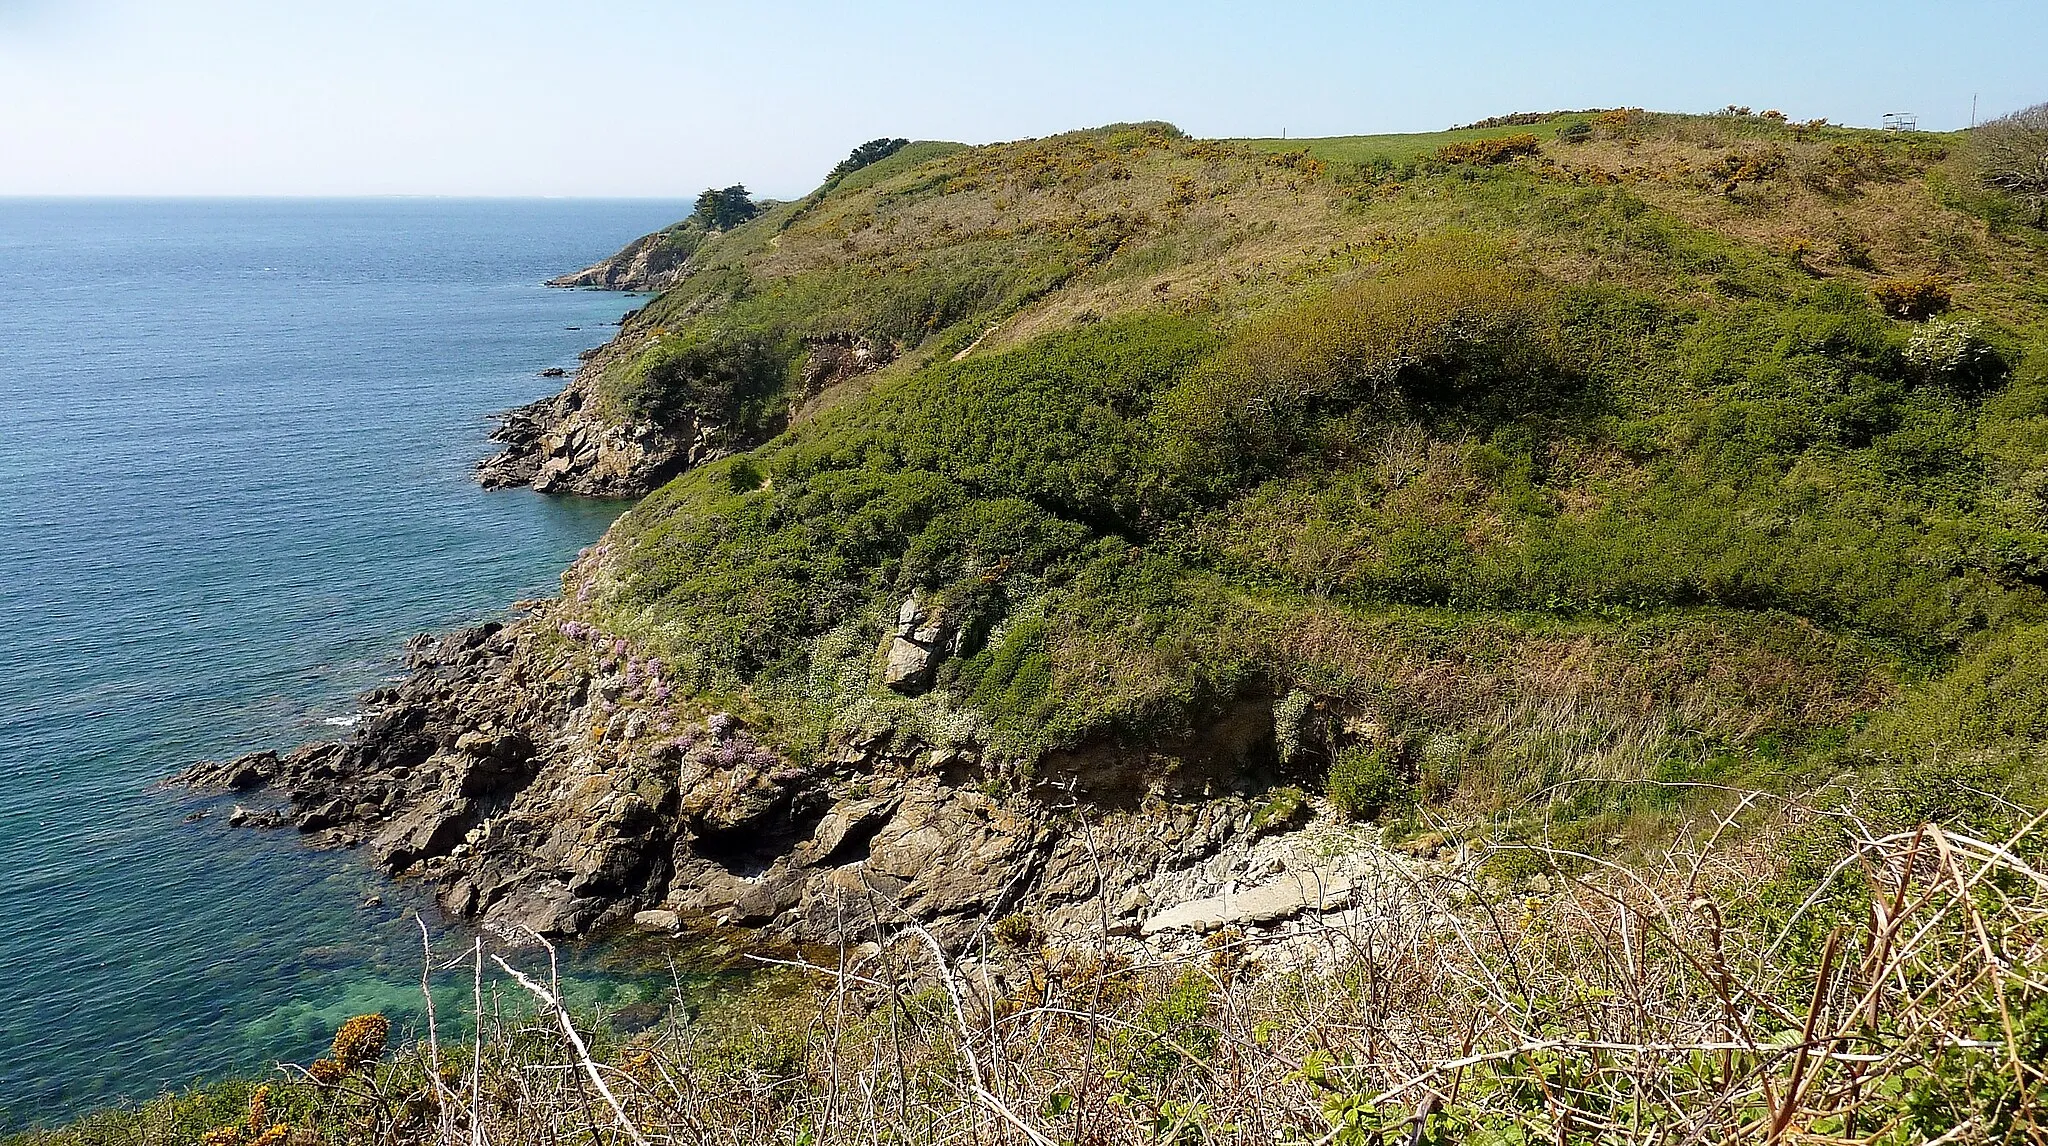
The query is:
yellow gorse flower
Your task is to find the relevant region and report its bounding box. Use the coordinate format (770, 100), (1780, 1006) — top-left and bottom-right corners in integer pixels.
(246, 1083), (270, 1134)
(330, 1013), (389, 1070)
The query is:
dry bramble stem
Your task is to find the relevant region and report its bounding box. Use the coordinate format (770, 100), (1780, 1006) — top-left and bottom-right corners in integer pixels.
(76, 791), (2045, 1145)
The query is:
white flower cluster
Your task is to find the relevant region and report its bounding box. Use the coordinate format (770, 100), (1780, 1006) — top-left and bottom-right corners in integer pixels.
(1904, 317), (1991, 379)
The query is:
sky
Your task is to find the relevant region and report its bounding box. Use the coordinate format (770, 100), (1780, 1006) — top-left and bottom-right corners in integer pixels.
(1, 0), (2043, 198)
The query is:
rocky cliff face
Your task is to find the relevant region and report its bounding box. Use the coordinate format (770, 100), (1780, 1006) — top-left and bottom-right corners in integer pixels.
(476, 368), (730, 498)
(180, 613), (1340, 952)
(546, 229), (696, 292)
(478, 330), (892, 499)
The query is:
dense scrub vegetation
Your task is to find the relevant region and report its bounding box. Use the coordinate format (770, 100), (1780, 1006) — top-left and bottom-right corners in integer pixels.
(550, 109), (2048, 845)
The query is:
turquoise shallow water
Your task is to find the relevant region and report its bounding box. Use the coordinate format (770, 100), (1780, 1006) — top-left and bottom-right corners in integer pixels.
(0, 199), (690, 1127)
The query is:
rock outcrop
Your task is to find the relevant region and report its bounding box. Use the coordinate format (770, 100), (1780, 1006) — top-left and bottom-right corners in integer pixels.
(476, 371), (729, 497)
(478, 328), (893, 498)
(1139, 871), (1356, 936)
(180, 614), (1323, 951)
(881, 593), (952, 694)
(546, 229), (697, 292)
(791, 333), (894, 410)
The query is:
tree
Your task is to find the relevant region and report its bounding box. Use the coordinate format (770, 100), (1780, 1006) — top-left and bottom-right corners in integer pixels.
(1975, 102), (2048, 223)
(690, 185), (760, 231)
(829, 138), (909, 181)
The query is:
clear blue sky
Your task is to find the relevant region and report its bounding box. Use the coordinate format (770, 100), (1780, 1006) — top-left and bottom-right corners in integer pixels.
(2, 0), (2041, 197)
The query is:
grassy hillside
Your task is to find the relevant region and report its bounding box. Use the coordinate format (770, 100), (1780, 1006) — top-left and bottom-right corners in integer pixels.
(556, 109), (2048, 850)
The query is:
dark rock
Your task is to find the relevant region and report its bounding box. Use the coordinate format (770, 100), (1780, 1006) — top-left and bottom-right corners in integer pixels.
(539, 367), (567, 378)
(476, 322), (889, 499)
(475, 367), (722, 498)
(177, 749), (279, 791)
(192, 610), (1271, 951)
(791, 332), (895, 411)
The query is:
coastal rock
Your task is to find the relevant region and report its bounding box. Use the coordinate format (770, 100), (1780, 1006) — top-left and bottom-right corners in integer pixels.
(180, 613), (1334, 952)
(791, 333), (895, 410)
(484, 250), (895, 498)
(546, 229), (695, 292)
(476, 367), (729, 498)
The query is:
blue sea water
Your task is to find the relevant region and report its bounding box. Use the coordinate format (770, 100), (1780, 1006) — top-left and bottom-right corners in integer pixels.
(0, 199), (690, 1128)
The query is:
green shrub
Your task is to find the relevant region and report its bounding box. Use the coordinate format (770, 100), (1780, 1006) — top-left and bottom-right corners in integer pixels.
(1864, 622), (2048, 755)
(1326, 744), (1412, 821)
(992, 913), (1038, 950)
(619, 330), (788, 432)
(1251, 786), (1310, 832)
(1153, 240), (1562, 496)
(1126, 970), (1218, 1085)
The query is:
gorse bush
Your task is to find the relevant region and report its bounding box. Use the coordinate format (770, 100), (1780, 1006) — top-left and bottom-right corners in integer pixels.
(1874, 273), (1953, 320)
(1435, 134), (1541, 164)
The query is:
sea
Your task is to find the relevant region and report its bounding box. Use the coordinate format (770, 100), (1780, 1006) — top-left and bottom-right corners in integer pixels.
(0, 198), (693, 1129)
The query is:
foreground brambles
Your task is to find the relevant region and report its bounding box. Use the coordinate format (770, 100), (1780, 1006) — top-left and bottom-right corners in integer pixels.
(23, 797), (2048, 1145)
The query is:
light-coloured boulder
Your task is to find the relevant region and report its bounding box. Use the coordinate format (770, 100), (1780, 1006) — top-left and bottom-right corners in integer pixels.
(1140, 871), (1355, 936)
(881, 594), (952, 694)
